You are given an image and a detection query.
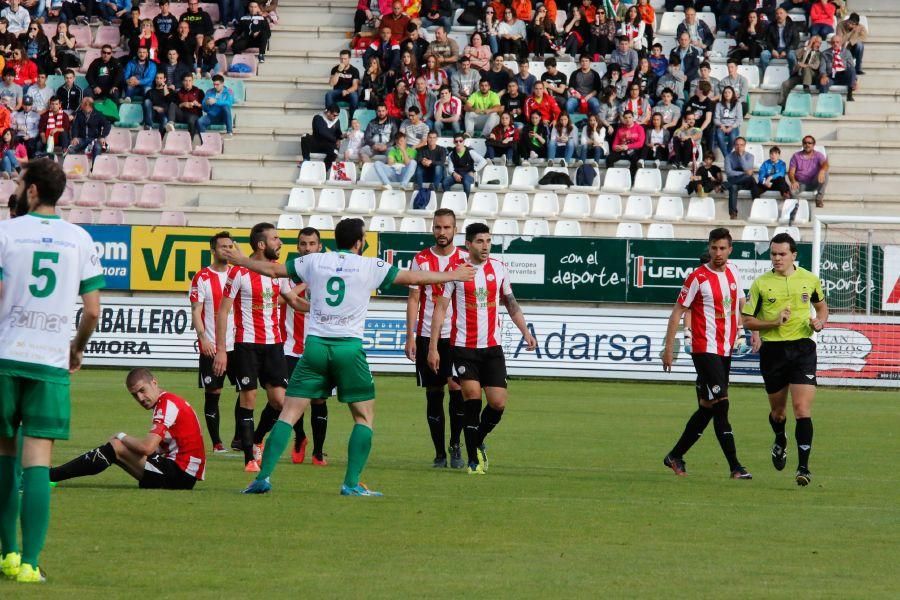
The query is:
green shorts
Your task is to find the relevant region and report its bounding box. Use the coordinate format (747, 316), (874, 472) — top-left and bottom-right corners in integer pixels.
(287, 336), (374, 403)
(0, 373), (71, 440)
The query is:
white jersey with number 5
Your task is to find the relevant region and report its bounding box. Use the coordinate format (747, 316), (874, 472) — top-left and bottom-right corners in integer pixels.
(0, 213), (104, 382)
(286, 251), (398, 339)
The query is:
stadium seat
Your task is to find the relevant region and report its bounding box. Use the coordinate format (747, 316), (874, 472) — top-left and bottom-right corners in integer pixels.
(407, 190), (438, 215)
(79, 50), (100, 74)
(592, 194), (622, 219)
(465, 138), (486, 156)
(106, 128), (132, 154)
(709, 62), (728, 82)
(179, 157), (211, 182)
(369, 216), (397, 232)
(528, 61), (547, 79)
(89, 155), (119, 180)
(346, 189), (376, 214)
(162, 131), (193, 155)
(657, 11), (681, 36)
(709, 37), (736, 59)
(571, 167), (600, 192)
(783, 92), (812, 117)
(440, 191), (468, 216)
(737, 64), (760, 89)
(338, 109), (349, 133)
(741, 225), (769, 241)
(276, 212), (304, 231)
(814, 93), (844, 118)
(654, 35), (678, 56)
(478, 166), (509, 190)
(357, 162), (382, 187)
(537, 167), (570, 191)
(159, 211), (187, 226)
(224, 78), (246, 104)
(120, 155), (149, 181)
(761, 65), (790, 90)
(355, 109), (377, 130)
(779, 199), (810, 224)
(685, 196), (716, 222)
(307, 214), (335, 230)
(400, 216), (427, 232)
(662, 169), (691, 195)
(751, 99), (781, 117)
(696, 10), (717, 32)
(774, 226), (801, 240)
(133, 130), (162, 154)
(647, 223), (675, 239)
(0, 180), (15, 201)
(748, 198), (779, 224)
(462, 218), (488, 231)
(297, 161), (327, 185)
(522, 218), (550, 236)
(376, 190), (406, 215)
(69, 24), (92, 48)
(75, 181), (106, 207)
(499, 193), (530, 218)
(530, 192), (559, 218)
(509, 166), (539, 191)
(774, 117), (803, 143)
(601, 168), (631, 193)
(284, 187), (316, 212)
(316, 188), (346, 213)
(469, 192), (499, 217)
(67, 207), (94, 224)
(107, 183), (135, 208)
(229, 53), (258, 77)
(58, 182), (75, 206)
(623, 195), (653, 220)
(149, 156), (179, 182)
(745, 143), (765, 168)
(560, 193), (591, 219)
(654, 196), (684, 221)
(193, 133), (223, 157)
(98, 208), (125, 225)
(328, 161), (358, 186)
(492, 219), (520, 235)
(553, 220), (581, 236)
(615, 222), (643, 238)
(63, 154), (90, 179)
(136, 183), (166, 208)
(746, 118), (772, 143)
(632, 168), (663, 193)
(117, 103), (144, 128)
(92, 24), (119, 48)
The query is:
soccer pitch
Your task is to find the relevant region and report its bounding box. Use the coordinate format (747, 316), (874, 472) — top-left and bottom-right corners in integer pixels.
(7, 370), (898, 598)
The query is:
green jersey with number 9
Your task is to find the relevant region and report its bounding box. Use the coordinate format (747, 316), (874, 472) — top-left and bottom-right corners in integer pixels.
(286, 250), (399, 339)
(0, 213), (105, 383)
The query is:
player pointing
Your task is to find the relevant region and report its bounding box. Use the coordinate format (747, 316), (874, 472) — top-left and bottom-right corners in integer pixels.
(742, 232), (828, 486)
(233, 218), (475, 496)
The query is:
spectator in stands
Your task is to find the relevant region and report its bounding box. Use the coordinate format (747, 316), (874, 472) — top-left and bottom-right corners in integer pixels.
(38, 95), (70, 155)
(195, 36), (219, 77)
(548, 111), (576, 164)
(606, 109), (644, 176)
(519, 109), (548, 161)
(609, 36), (639, 79)
(464, 79), (502, 138)
(374, 130), (416, 190)
(132, 19), (160, 62)
(0, 19), (15, 57)
(619, 6), (646, 55)
(19, 22), (50, 74)
(385, 79), (408, 119)
(566, 54), (601, 116)
(421, 0), (453, 32)
(360, 103), (396, 162)
(432, 85), (461, 135)
(0, 127), (24, 175)
(529, 4), (558, 58)
(485, 111), (518, 163)
(652, 88), (681, 131)
(561, 7), (588, 58)
(577, 113), (606, 163)
(498, 7), (527, 60)
(655, 56), (686, 107)
(450, 55), (479, 103)
(760, 7), (798, 75)
(354, 0), (378, 35)
(719, 0), (749, 36)
(168, 21), (197, 69)
(819, 34), (856, 101)
(224, 1), (271, 63)
(714, 86), (742, 159)
(808, 0), (836, 39)
(632, 57), (658, 101)
(392, 49), (417, 90)
(120, 7), (142, 53)
(670, 32), (702, 82)
(46, 0), (64, 23)
(98, 0), (132, 25)
(0, 68), (23, 112)
(601, 63), (627, 99)
(788, 135), (829, 207)
(422, 55), (449, 91)
(123, 47), (158, 102)
(364, 27), (401, 76)
(166, 72), (204, 141)
(648, 43), (668, 78)
(443, 134), (486, 195)
(836, 12), (866, 75)
(220, 0), (245, 29)
(620, 82), (651, 126)
(525, 80), (560, 127)
(25, 72), (52, 113)
(325, 49), (361, 119)
(642, 112), (668, 165)
(180, 0), (214, 48)
(425, 26), (460, 73)
(399, 22), (429, 67)
(153, 0), (179, 48)
(729, 11), (766, 66)
(718, 60), (750, 114)
(198, 74), (234, 138)
(381, 1), (410, 40)
(686, 79), (715, 152)
(49, 21), (79, 72)
(478, 55), (508, 97)
(1, 0), (30, 36)
(511, 0), (531, 22)
(754, 145), (792, 201)
(299, 104), (342, 169)
(513, 59), (535, 95)
(589, 5), (618, 59)
(502, 79), (526, 127)
(67, 97), (111, 161)
(670, 110), (702, 169)
(8, 47), (37, 90)
(779, 35), (821, 107)
(689, 61), (720, 102)
(415, 130), (446, 189)
(406, 75), (437, 125)
(686, 152), (723, 196)
(677, 7), (714, 55)
(86, 44), (123, 101)
(361, 56), (388, 108)
(161, 48), (192, 92)
(596, 86), (618, 136)
(143, 71), (172, 132)
(724, 136), (755, 219)
(400, 104), (429, 149)
(540, 57), (567, 111)
(13, 95), (39, 156)
(476, 4), (500, 55)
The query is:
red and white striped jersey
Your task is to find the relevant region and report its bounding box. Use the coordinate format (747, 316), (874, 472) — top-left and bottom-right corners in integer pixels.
(443, 258), (512, 349)
(411, 246), (469, 339)
(150, 391), (206, 480)
(223, 265), (283, 345)
(189, 267), (235, 352)
(677, 262), (743, 357)
(279, 278), (306, 357)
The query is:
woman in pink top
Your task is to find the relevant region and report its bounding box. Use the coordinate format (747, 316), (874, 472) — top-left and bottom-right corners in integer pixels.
(463, 32), (492, 72)
(809, 0), (837, 39)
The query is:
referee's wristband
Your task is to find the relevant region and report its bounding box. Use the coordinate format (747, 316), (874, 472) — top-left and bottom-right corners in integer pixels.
(116, 432), (127, 441)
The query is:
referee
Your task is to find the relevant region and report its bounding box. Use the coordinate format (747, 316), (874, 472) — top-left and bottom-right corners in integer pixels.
(742, 233), (828, 487)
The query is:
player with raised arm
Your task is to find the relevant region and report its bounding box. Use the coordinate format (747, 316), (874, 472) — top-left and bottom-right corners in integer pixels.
(742, 232), (828, 486)
(405, 208), (469, 469)
(235, 218), (475, 496)
(50, 369), (206, 490)
(190, 231), (236, 453)
(661, 228), (753, 480)
(428, 222), (538, 476)
(0, 158), (104, 583)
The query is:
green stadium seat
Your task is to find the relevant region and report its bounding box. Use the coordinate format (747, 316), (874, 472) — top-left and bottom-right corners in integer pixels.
(339, 108), (349, 132)
(814, 93), (844, 118)
(195, 78), (213, 93)
(75, 75), (89, 90)
(746, 117), (772, 143)
(116, 103), (143, 128)
(354, 109), (376, 130)
(47, 74), (65, 90)
(751, 100), (781, 117)
(774, 117), (803, 143)
(783, 92), (811, 117)
(224, 78), (245, 104)
(570, 113), (587, 126)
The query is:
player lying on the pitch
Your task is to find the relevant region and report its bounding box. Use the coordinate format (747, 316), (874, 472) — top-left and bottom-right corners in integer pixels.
(50, 369), (206, 490)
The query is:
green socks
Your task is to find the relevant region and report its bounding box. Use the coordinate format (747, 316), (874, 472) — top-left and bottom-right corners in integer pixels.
(344, 424), (373, 489)
(0, 456), (18, 556)
(21, 466), (50, 567)
(257, 420), (292, 481)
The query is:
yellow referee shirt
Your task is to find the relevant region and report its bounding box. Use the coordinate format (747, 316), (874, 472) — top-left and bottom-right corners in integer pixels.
(742, 266), (825, 342)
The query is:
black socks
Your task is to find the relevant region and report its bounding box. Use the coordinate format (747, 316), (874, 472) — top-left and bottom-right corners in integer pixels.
(203, 391), (221, 446)
(796, 417), (813, 470)
(293, 416), (306, 450)
(236, 406), (255, 464)
(769, 413), (787, 448)
(426, 390), (446, 458)
(477, 405), (504, 447)
(311, 402), (328, 458)
(670, 405), (714, 458)
(462, 399), (482, 464)
(448, 389), (464, 446)
(253, 403), (280, 445)
(711, 400), (740, 471)
(50, 442), (117, 482)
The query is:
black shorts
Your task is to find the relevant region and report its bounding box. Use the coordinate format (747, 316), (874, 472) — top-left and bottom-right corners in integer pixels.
(197, 352), (235, 389)
(416, 336), (454, 388)
(759, 338), (818, 394)
(230, 343), (288, 391)
(139, 455), (197, 490)
(285, 354), (299, 378)
(691, 353), (732, 402)
(451, 345), (508, 389)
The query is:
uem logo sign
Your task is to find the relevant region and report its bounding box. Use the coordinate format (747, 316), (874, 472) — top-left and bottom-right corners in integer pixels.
(632, 255), (695, 289)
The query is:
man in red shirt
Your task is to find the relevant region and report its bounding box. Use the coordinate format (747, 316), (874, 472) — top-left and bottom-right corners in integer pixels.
(166, 72), (204, 142)
(380, 1), (410, 40)
(50, 369), (206, 490)
(524, 81), (561, 126)
(605, 109), (645, 177)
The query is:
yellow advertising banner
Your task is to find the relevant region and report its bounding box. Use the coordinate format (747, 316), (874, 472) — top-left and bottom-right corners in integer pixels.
(130, 226), (379, 291)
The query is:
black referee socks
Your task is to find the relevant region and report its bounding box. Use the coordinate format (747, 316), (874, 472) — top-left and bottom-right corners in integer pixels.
(50, 442), (117, 482)
(796, 418), (813, 470)
(769, 413), (788, 448)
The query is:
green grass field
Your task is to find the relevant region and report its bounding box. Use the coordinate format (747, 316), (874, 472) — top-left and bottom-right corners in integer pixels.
(4, 370), (898, 598)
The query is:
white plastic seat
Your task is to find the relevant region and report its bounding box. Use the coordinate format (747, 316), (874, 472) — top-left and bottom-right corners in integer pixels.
(571, 167), (600, 192)
(98, 208), (125, 225)
(346, 189), (377, 214)
(315, 188), (346, 213)
(328, 161), (357, 186)
(285, 187), (315, 212)
(376, 190), (406, 215)
(774, 226), (801, 241)
(462, 217), (488, 231)
(657, 12), (682, 36)
(297, 160), (326, 185)
(616, 222), (643, 238)
(537, 167), (570, 191)
(748, 198), (779, 224)
(710, 62), (728, 81)
(647, 223), (676, 239)
(469, 192), (499, 217)
(136, 183), (166, 208)
(498, 192), (530, 218)
(276, 214), (304, 229)
(779, 199), (809, 224)
(654, 196), (684, 221)
(623, 195), (653, 220)
(553, 220), (581, 236)
(509, 166), (539, 191)
(368, 216), (397, 232)
(307, 214), (335, 230)
(522, 219), (550, 236)
(710, 38), (736, 59)
(400, 216), (427, 232)
(601, 167), (632, 192)
(654, 35), (678, 56)
(465, 138), (487, 157)
(478, 166), (508, 190)
(492, 218), (520, 235)
(741, 225), (770, 241)
(357, 162), (382, 187)
(632, 168), (663, 193)
(440, 191), (468, 216)
(67, 207), (94, 224)
(592, 194), (622, 219)
(162, 130), (193, 156)
(560, 193), (591, 219)
(159, 211), (186, 226)
(745, 143), (765, 168)
(738, 64), (760, 89)
(685, 196), (716, 222)
(107, 182), (135, 208)
(663, 169), (692, 194)
(530, 192), (559, 218)
(762, 65), (790, 91)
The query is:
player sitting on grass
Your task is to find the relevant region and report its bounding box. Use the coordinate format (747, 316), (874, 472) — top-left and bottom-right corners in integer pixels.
(50, 369), (206, 490)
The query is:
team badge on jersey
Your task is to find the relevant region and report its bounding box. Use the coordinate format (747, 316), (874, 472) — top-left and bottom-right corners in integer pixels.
(801, 292), (810, 304)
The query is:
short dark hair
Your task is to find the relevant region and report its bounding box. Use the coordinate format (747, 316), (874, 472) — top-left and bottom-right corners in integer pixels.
(621, 109), (634, 117)
(465, 221), (490, 242)
(770, 232), (797, 252)
(727, 59), (739, 67)
(668, 54), (681, 66)
(708, 227), (733, 246)
(298, 227), (320, 240)
(339, 49), (351, 57)
(699, 61), (711, 70)
(1, 67), (14, 78)
(770, 145), (781, 155)
(209, 231), (231, 249)
(211, 74), (224, 83)
(249, 222), (275, 251)
(335, 218), (365, 250)
(660, 87), (674, 97)
(126, 368), (155, 387)
(433, 208), (456, 221)
(544, 56), (556, 67)
(407, 105), (420, 114)
(63, 68), (76, 77)
(21, 158), (66, 207)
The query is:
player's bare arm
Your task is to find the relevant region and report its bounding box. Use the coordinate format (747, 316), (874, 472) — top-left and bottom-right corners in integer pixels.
(70, 290), (101, 373)
(662, 303), (689, 372)
(213, 296), (233, 376)
(810, 300), (828, 332)
(502, 291), (537, 351)
(428, 295), (451, 372)
(281, 285), (311, 314)
(405, 287), (421, 362)
(191, 302), (216, 356)
(223, 247), (289, 279)
(117, 431), (162, 458)
(393, 263), (476, 287)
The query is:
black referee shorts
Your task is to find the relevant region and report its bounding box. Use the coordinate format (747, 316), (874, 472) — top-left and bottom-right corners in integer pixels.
(415, 336), (453, 388)
(691, 353), (732, 402)
(452, 345), (508, 389)
(139, 455), (197, 490)
(759, 338), (818, 394)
